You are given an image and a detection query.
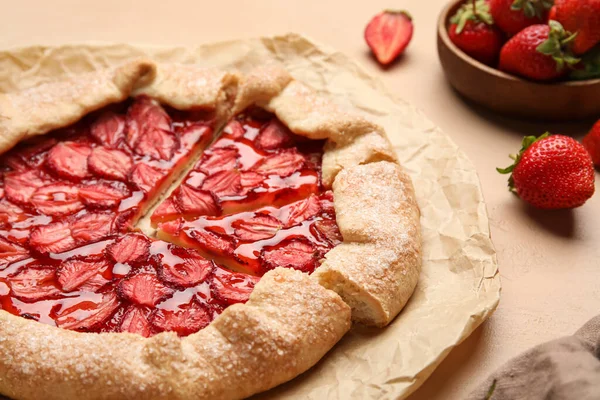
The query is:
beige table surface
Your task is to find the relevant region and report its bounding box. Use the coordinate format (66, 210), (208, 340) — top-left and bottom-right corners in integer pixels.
(1, 1), (599, 399)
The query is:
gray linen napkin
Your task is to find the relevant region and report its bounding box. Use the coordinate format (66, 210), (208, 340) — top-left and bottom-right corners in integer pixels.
(467, 315), (600, 400)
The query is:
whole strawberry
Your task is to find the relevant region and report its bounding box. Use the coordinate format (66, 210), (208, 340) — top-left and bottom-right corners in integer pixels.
(553, 0), (600, 55)
(582, 120), (600, 166)
(449, 0), (505, 65)
(498, 133), (595, 209)
(489, 0), (553, 36)
(499, 21), (579, 81)
(365, 10), (414, 65)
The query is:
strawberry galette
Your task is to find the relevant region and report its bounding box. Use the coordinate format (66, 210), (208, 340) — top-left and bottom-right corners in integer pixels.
(0, 60), (421, 400)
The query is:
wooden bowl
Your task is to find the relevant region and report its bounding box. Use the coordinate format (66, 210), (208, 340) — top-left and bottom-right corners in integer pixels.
(437, 0), (600, 121)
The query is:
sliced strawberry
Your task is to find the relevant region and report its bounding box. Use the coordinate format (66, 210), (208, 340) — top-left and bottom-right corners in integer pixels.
(56, 292), (120, 331)
(252, 149), (305, 177)
(158, 248), (213, 288)
(79, 182), (129, 209)
(222, 120), (245, 139)
(312, 219), (343, 246)
(201, 170), (241, 197)
(320, 191), (336, 214)
(2, 138), (57, 171)
(261, 239), (317, 273)
(157, 219), (183, 237)
(106, 233), (151, 265)
(255, 120), (295, 150)
(9, 266), (61, 301)
(119, 306), (152, 337)
(184, 171), (207, 188)
(283, 195), (322, 227)
(232, 214), (282, 241)
(150, 301), (211, 336)
(90, 112), (126, 148)
(4, 170), (51, 205)
(46, 142), (92, 180)
(151, 197), (180, 224)
(31, 183), (84, 216)
(211, 269), (260, 305)
(0, 237), (29, 267)
(365, 10), (414, 66)
(70, 213), (115, 244)
(129, 163), (167, 193)
(57, 259), (109, 292)
(134, 127), (178, 161)
(179, 124), (212, 151)
(199, 146), (239, 175)
(0, 200), (28, 225)
(126, 96), (172, 149)
(190, 229), (235, 257)
(88, 147), (133, 181)
(175, 185), (220, 216)
(118, 273), (174, 307)
(29, 221), (75, 254)
(239, 171), (265, 190)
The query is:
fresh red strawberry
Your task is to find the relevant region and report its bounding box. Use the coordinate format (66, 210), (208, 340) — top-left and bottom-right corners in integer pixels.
(57, 259), (108, 292)
(312, 219), (343, 246)
(29, 221), (75, 254)
(31, 183), (84, 216)
(202, 170), (242, 197)
(46, 142), (92, 180)
(179, 124), (212, 151)
(283, 195), (322, 227)
(198, 146), (239, 175)
(211, 269), (260, 305)
(364, 10), (414, 65)
(261, 239), (317, 273)
(79, 182), (129, 209)
(126, 96), (172, 149)
(489, 0), (552, 36)
(232, 214), (283, 241)
(582, 120), (600, 166)
(119, 306), (152, 337)
(4, 170), (51, 205)
(190, 229), (235, 257)
(175, 184), (220, 216)
(548, 5), (557, 20)
(106, 233), (151, 265)
(449, 0), (505, 65)
(90, 112), (126, 148)
(118, 273), (174, 307)
(88, 147), (133, 181)
(134, 126), (178, 161)
(158, 248), (213, 288)
(56, 292), (120, 330)
(498, 133), (595, 209)
(222, 120), (245, 139)
(150, 301), (211, 336)
(70, 213), (115, 244)
(9, 266), (61, 301)
(0, 237), (28, 267)
(129, 163), (167, 193)
(252, 149), (305, 177)
(553, 0), (600, 55)
(255, 120), (295, 150)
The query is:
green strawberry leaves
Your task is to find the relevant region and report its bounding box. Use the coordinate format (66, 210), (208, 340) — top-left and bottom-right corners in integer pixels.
(497, 133), (550, 192)
(536, 20), (580, 71)
(450, 0), (494, 34)
(570, 45), (600, 80)
(511, 0), (554, 19)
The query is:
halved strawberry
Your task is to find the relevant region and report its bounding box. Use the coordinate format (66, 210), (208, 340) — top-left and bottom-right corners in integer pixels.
(56, 292), (120, 330)
(158, 248), (213, 288)
(29, 221), (75, 254)
(232, 214), (282, 241)
(126, 96), (172, 149)
(4, 170), (51, 205)
(79, 182), (129, 209)
(202, 170), (241, 197)
(88, 147), (133, 181)
(199, 146), (240, 175)
(211, 269), (260, 305)
(222, 120), (245, 139)
(261, 239), (317, 273)
(190, 229), (235, 258)
(179, 124), (212, 151)
(129, 163), (167, 193)
(150, 301), (211, 336)
(118, 273), (174, 307)
(0, 237), (28, 267)
(134, 127), (178, 161)
(70, 213), (115, 244)
(0, 200), (28, 225)
(90, 112), (126, 148)
(255, 120), (295, 150)
(252, 149), (305, 177)
(106, 233), (151, 265)
(9, 266), (61, 301)
(119, 306), (152, 337)
(312, 219), (343, 246)
(46, 142), (92, 180)
(175, 185), (220, 217)
(57, 259), (109, 292)
(282, 194), (321, 227)
(31, 183), (84, 216)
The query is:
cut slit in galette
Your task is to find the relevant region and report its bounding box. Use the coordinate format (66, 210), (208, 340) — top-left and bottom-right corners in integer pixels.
(0, 60), (421, 400)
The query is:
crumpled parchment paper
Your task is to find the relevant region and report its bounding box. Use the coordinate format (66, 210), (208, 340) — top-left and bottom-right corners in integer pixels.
(0, 33), (501, 400)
